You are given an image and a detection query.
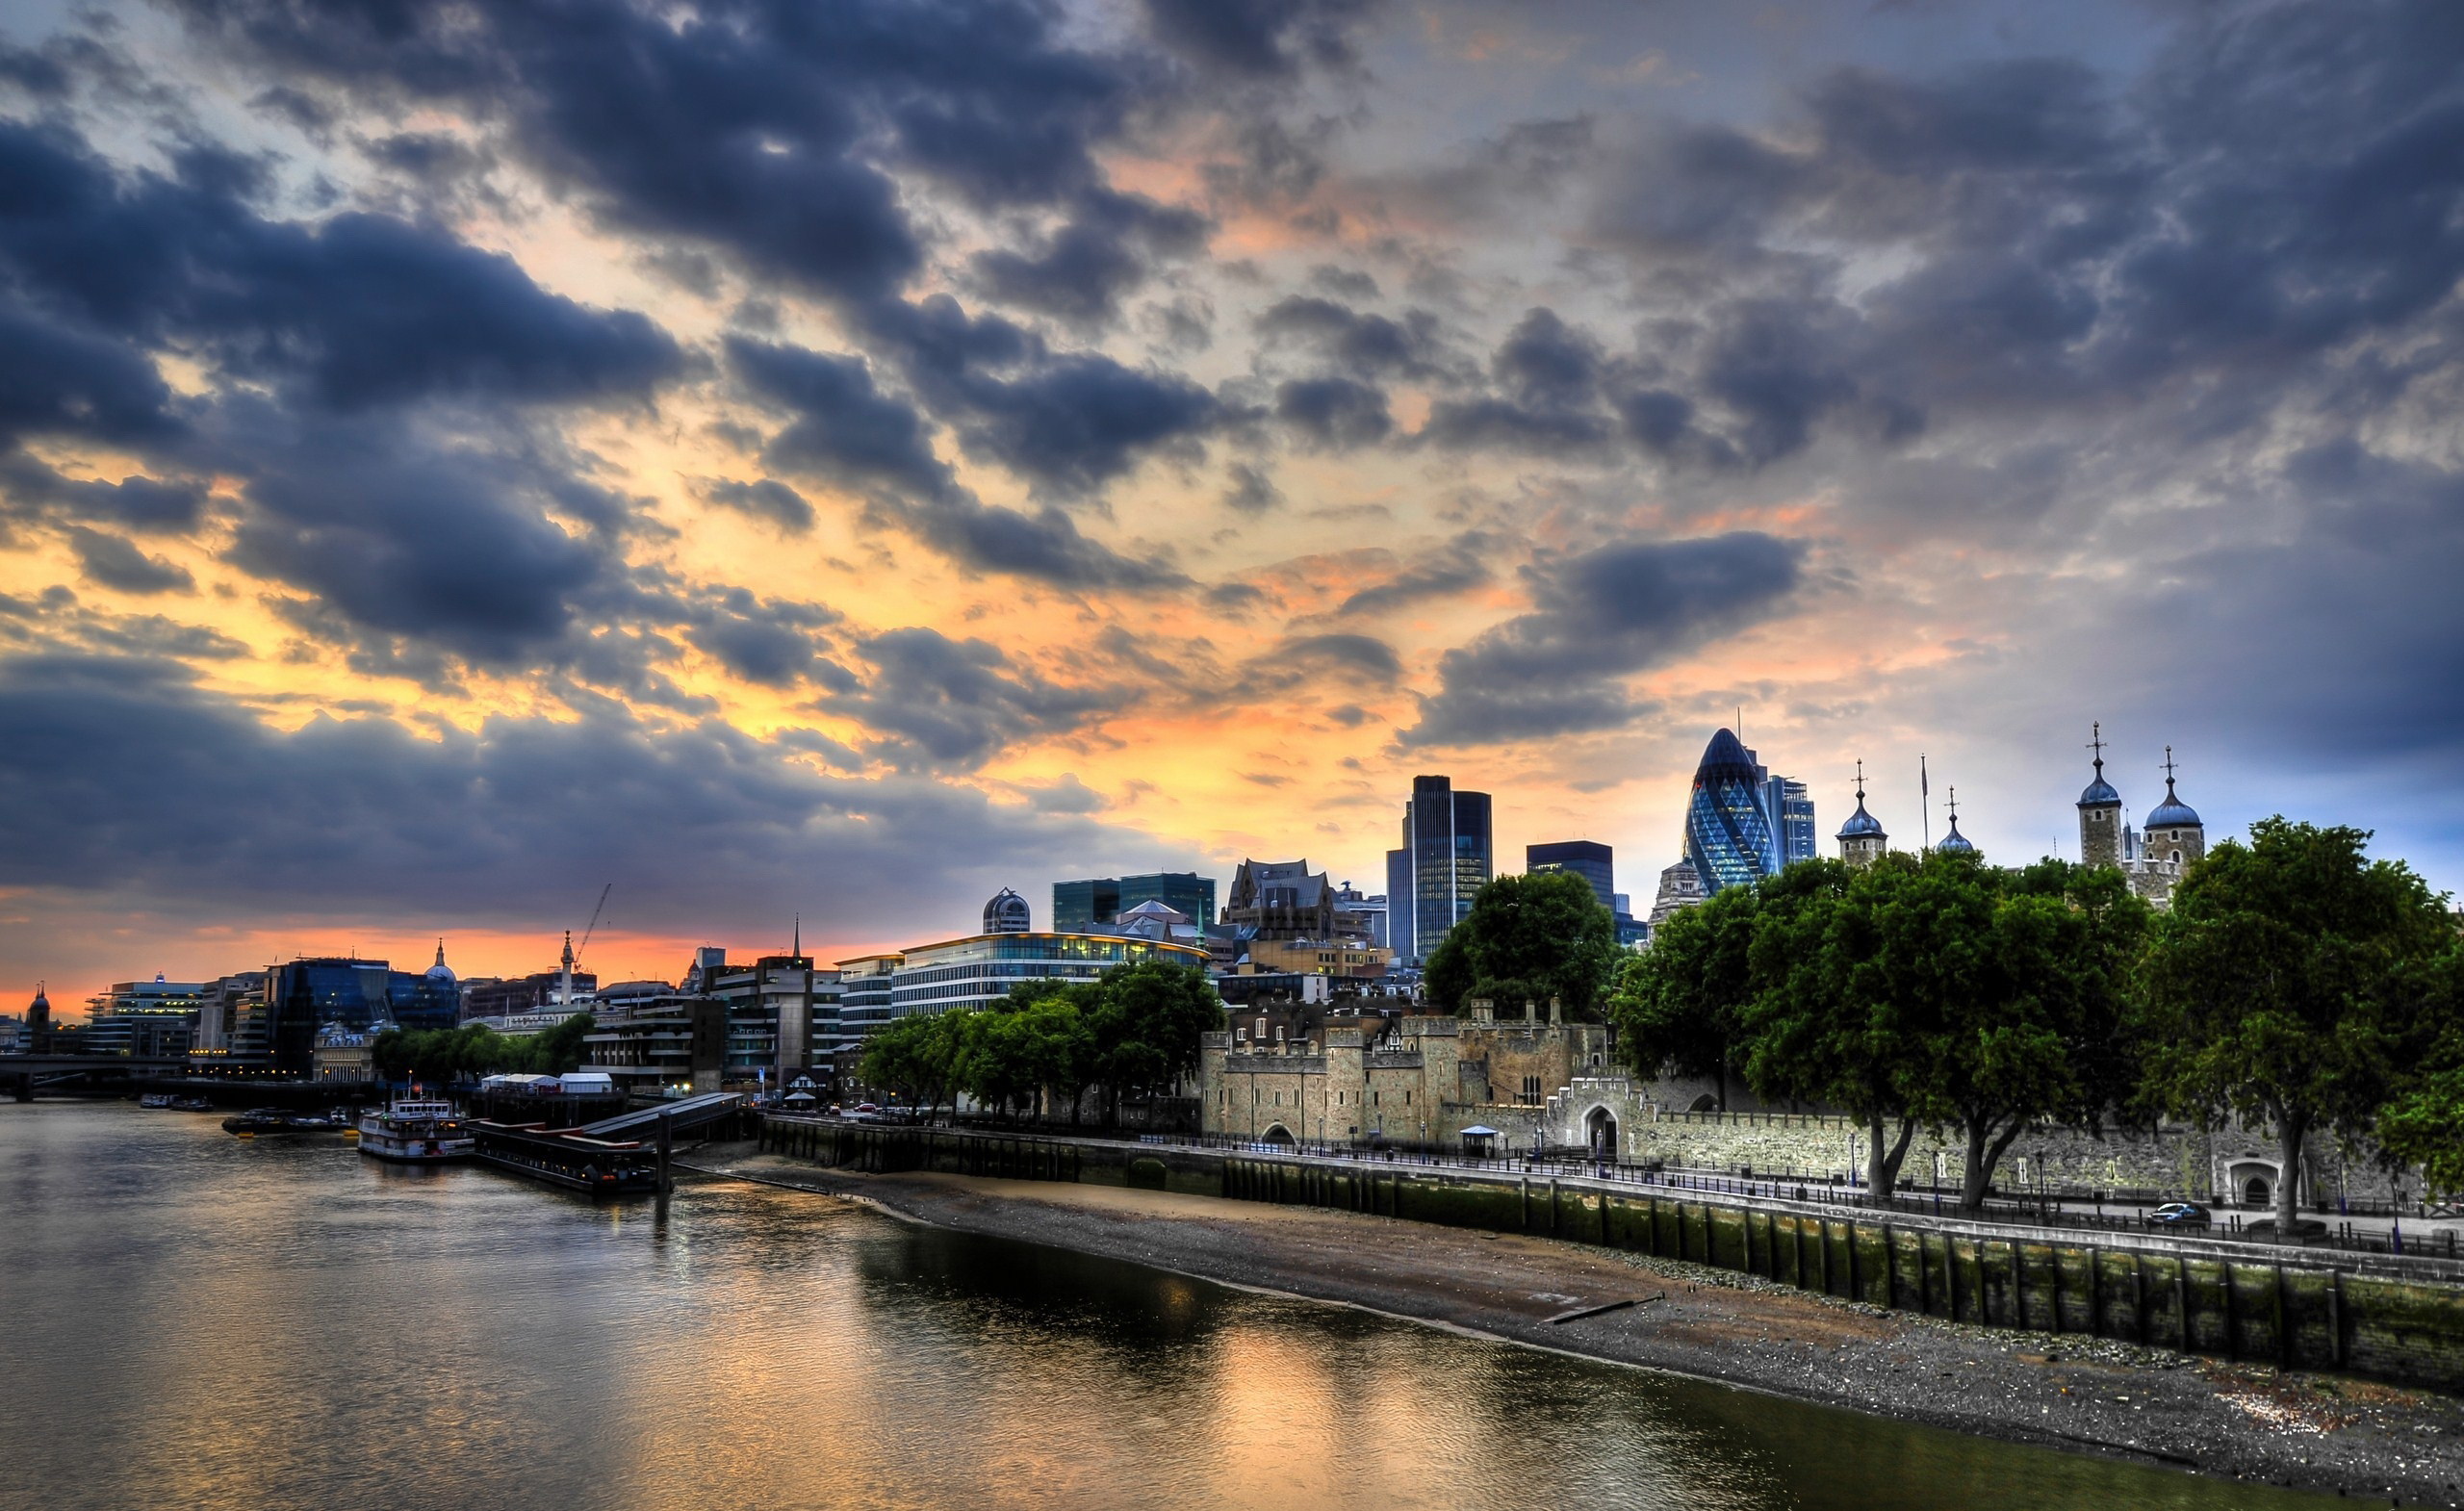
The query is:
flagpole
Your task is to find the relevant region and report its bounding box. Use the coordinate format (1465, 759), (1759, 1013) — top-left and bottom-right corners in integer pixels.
(1920, 754), (1931, 849)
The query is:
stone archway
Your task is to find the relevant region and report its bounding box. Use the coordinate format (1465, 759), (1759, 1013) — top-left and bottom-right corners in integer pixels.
(1260, 1122), (1296, 1147)
(1585, 1105), (1619, 1159)
(2225, 1158), (2284, 1209)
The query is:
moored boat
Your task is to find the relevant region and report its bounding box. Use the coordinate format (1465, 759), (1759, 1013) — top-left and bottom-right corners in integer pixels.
(357, 1098), (475, 1164)
(222, 1109), (344, 1135)
(139, 1093), (174, 1109)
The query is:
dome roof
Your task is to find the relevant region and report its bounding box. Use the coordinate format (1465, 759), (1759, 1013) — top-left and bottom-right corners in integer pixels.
(983, 887), (1032, 935)
(424, 939), (456, 986)
(2078, 767), (2120, 807)
(1836, 802), (1886, 839)
(1937, 818), (1976, 854)
(2146, 780), (2200, 830)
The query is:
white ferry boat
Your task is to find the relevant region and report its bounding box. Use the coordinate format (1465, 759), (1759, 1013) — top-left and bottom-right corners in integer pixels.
(356, 1098), (475, 1165)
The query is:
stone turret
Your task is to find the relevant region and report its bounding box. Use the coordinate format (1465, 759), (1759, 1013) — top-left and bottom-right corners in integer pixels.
(2078, 722), (2123, 869)
(1836, 760), (1887, 867)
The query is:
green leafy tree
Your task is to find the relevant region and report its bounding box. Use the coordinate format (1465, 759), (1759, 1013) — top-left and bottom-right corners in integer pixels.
(1740, 856), (1941, 1198)
(1090, 960), (1223, 1123)
(2143, 819), (2454, 1234)
(522, 1012), (595, 1075)
(860, 1010), (964, 1119)
(1916, 857), (2152, 1210)
(1607, 883), (1758, 1110)
(1423, 870), (1622, 1018)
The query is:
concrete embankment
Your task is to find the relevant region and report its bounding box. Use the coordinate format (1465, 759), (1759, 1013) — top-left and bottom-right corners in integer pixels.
(760, 1116), (2464, 1397)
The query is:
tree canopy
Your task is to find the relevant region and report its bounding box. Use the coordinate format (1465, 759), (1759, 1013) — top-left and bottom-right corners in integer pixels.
(1607, 882), (1758, 1110)
(372, 1012), (595, 1085)
(858, 960), (1223, 1125)
(1424, 869), (1623, 1018)
(2143, 819), (2456, 1231)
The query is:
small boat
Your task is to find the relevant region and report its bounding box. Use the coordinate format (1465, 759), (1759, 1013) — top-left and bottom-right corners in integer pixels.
(172, 1097), (214, 1112)
(357, 1098), (475, 1165)
(139, 1093), (175, 1109)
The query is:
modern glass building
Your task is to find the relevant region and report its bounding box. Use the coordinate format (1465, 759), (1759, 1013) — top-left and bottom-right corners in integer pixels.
(1387, 775), (1492, 963)
(888, 934), (1211, 1014)
(1764, 778), (1817, 867)
(1527, 840), (1615, 911)
(1053, 872), (1217, 932)
(1685, 729), (1781, 893)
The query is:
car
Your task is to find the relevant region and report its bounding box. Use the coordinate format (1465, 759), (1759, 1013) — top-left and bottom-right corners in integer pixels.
(2244, 1216), (2329, 1242)
(854, 1102), (880, 1114)
(2143, 1202), (2211, 1229)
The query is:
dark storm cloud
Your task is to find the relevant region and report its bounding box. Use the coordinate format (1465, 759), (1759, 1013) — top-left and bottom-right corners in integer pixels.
(0, 308), (180, 449)
(682, 589), (840, 690)
(1420, 309), (1615, 453)
(729, 338), (957, 502)
(1401, 533), (1802, 748)
(0, 652), (1131, 931)
(0, 118), (681, 412)
(64, 526), (193, 594)
(0, 457), (207, 537)
(1220, 462), (1282, 514)
(969, 189), (1210, 326)
(1140, 0), (1381, 81)
(728, 333), (1190, 590)
(874, 295), (1220, 500)
(221, 414), (617, 667)
(1274, 376), (1390, 449)
(698, 477), (815, 533)
(0, 588), (246, 661)
(1253, 295), (1449, 379)
(818, 627), (1131, 771)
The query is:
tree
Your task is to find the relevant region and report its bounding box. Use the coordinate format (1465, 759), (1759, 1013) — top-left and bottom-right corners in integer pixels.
(2143, 819), (2454, 1236)
(1916, 857), (2151, 1211)
(1090, 960), (1223, 1122)
(1423, 870), (1623, 1018)
(1740, 856), (1941, 1198)
(524, 1012), (595, 1075)
(860, 1010), (963, 1118)
(1607, 883), (1758, 1110)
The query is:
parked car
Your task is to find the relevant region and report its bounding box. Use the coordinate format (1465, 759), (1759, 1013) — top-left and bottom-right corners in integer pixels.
(2245, 1216), (2329, 1242)
(2143, 1202), (2211, 1229)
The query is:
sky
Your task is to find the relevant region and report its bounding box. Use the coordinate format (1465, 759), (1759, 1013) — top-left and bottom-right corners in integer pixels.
(2, 0), (2460, 1003)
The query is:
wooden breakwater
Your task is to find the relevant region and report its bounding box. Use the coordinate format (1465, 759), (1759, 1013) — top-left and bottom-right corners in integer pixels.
(757, 1116), (2464, 1394)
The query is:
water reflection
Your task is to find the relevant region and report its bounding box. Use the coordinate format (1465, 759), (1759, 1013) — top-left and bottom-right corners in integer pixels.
(1, 1104), (2332, 1511)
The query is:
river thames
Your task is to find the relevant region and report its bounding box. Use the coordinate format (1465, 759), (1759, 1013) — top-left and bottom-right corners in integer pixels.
(0, 1102), (2335, 1510)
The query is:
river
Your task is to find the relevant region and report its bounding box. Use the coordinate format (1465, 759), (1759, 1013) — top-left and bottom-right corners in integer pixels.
(0, 1102), (2336, 1510)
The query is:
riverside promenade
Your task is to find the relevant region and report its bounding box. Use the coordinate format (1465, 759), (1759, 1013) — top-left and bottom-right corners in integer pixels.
(757, 1114), (2464, 1396)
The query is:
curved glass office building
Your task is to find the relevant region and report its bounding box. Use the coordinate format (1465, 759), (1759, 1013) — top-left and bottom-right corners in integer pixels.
(888, 933), (1211, 1014)
(1684, 728), (1780, 893)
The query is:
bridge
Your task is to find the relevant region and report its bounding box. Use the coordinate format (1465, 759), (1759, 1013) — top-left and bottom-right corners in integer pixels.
(578, 1092), (744, 1140)
(3, 1055), (192, 1100)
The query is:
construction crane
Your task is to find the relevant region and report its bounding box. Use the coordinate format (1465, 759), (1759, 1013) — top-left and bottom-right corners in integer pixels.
(559, 884), (612, 1006)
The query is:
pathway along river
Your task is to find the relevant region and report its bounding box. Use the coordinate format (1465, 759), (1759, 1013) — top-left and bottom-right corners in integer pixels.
(1, 1103), (2337, 1511)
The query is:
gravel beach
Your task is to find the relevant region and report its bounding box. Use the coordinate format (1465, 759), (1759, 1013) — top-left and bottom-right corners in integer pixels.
(681, 1144), (2459, 1505)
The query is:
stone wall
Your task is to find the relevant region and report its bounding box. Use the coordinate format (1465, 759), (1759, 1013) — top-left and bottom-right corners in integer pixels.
(755, 1116), (2464, 1396)
(1544, 1075), (2369, 1207)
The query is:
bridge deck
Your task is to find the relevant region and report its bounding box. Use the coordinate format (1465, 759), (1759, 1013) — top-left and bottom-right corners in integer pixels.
(578, 1092), (742, 1140)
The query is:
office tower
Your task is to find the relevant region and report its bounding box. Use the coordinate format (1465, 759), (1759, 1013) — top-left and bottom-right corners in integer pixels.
(1395, 775), (1492, 962)
(1526, 840), (1615, 911)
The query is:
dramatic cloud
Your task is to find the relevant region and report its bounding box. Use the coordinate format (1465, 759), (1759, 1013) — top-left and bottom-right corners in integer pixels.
(820, 627), (1130, 770)
(1402, 534), (1804, 747)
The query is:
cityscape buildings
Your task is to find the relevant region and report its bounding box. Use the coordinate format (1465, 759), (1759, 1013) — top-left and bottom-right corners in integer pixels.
(1385, 775), (1493, 963)
(1052, 872), (1218, 933)
(1681, 730), (1814, 895)
(1526, 840), (1615, 911)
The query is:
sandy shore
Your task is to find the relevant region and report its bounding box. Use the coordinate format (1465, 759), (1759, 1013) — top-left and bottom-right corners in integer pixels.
(680, 1143), (2458, 1504)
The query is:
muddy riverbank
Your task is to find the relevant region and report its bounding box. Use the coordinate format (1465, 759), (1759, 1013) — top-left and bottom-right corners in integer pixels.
(683, 1143), (2458, 1505)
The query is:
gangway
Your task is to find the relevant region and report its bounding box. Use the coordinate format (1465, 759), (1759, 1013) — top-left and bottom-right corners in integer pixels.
(578, 1091), (743, 1140)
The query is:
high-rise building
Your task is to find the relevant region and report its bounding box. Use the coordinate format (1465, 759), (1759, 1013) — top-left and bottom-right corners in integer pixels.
(1389, 775), (1492, 962)
(1768, 779), (1816, 866)
(1527, 840), (1615, 911)
(983, 888), (1032, 934)
(1686, 730), (1778, 892)
(1056, 872), (1217, 933)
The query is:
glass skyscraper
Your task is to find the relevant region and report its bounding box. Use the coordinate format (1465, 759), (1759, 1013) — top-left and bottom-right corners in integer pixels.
(1387, 775), (1492, 963)
(1686, 729), (1787, 893)
(1527, 840), (1615, 911)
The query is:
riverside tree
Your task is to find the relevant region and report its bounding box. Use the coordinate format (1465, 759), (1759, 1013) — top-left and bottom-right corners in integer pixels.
(1915, 858), (2151, 1211)
(1607, 883), (1758, 1111)
(1424, 869), (1622, 1018)
(2143, 819), (2455, 1236)
(373, 1012), (595, 1085)
(1739, 857), (1940, 1198)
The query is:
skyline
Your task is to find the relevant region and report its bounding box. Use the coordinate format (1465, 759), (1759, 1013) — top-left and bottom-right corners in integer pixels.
(5, 0), (2461, 991)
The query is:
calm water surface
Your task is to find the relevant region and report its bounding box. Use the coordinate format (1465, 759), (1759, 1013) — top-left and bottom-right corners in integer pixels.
(1, 1102), (2335, 1510)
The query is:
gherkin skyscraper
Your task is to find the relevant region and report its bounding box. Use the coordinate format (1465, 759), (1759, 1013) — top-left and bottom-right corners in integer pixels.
(1684, 728), (1780, 893)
